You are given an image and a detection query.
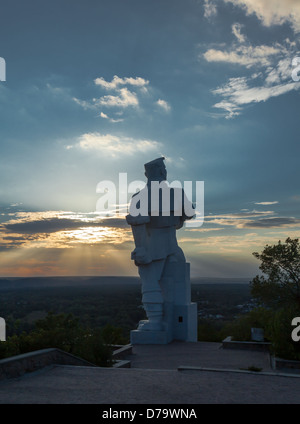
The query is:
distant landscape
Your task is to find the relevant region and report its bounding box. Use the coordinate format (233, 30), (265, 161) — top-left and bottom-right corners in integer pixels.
(0, 276), (252, 343)
(0, 275), (251, 290)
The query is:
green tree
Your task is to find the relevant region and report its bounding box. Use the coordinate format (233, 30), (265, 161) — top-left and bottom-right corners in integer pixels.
(251, 237), (300, 308)
(197, 319), (226, 342)
(0, 312), (113, 366)
(224, 307), (273, 342)
(101, 323), (127, 345)
(265, 306), (300, 360)
(249, 238), (300, 360)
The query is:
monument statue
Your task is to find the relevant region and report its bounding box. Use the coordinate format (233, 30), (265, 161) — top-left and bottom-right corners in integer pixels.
(126, 157), (198, 344)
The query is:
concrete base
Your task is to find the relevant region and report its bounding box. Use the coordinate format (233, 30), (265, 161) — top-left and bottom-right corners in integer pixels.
(173, 302), (198, 342)
(130, 329), (172, 345)
(131, 261), (198, 345)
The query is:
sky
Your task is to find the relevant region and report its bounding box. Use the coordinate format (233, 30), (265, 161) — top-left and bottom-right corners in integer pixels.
(0, 0), (300, 279)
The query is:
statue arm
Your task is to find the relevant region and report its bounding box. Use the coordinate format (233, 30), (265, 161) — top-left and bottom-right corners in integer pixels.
(175, 190), (195, 229)
(182, 191), (196, 220)
(126, 214), (152, 265)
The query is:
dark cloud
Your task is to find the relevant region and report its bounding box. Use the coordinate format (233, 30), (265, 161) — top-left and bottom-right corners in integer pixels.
(0, 233), (47, 250)
(2, 236), (28, 240)
(242, 217), (300, 228)
(3, 216), (128, 234)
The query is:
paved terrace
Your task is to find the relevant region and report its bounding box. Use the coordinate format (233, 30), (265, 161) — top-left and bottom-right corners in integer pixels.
(0, 342), (299, 404)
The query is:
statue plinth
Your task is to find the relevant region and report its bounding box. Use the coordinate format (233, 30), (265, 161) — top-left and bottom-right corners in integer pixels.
(130, 262), (197, 344)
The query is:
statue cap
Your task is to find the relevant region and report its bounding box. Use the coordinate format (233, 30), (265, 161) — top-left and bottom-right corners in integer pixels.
(144, 157), (165, 174)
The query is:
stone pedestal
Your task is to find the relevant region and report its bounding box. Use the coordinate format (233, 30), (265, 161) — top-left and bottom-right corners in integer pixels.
(130, 261), (197, 344)
(130, 327), (172, 345)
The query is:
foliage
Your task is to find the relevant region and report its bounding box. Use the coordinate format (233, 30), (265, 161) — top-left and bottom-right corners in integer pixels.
(0, 284), (145, 341)
(0, 335), (20, 359)
(222, 304), (300, 360)
(229, 238), (300, 360)
(251, 237), (300, 308)
(197, 319), (229, 342)
(224, 307), (273, 342)
(265, 306), (300, 361)
(101, 323), (127, 345)
(0, 312), (118, 366)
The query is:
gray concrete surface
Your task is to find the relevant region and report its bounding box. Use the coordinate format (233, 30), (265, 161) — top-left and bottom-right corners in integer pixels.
(0, 348), (96, 380)
(0, 364), (300, 404)
(128, 341), (272, 371)
(0, 341), (299, 404)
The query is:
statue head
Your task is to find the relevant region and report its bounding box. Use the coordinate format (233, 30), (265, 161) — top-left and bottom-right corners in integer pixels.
(144, 157), (167, 182)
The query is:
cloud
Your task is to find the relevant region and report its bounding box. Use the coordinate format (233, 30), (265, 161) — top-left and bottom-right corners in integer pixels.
(72, 97), (95, 110)
(6, 210), (295, 243)
(73, 74), (171, 122)
(96, 87), (139, 108)
(255, 201), (279, 205)
(203, 4), (300, 119)
(100, 111), (124, 123)
(72, 75), (148, 113)
(188, 227), (225, 233)
(203, 0), (217, 19)
(207, 210), (275, 219)
(242, 217), (300, 228)
(2, 212), (128, 234)
(72, 132), (161, 157)
(212, 74), (300, 118)
(224, 0), (300, 32)
(0, 211), (131, 251)
(93, 76), (149, 109)
(203, 210), (300, 230)
(232, 23), (246, 43)
(156, 99), (171, 112)
(203, 210), (274, 228)
(204, 44), (283, 68)
(4, 217), (102, 234)
(94, 75), (149, 90)
(265, 57), (294, 85)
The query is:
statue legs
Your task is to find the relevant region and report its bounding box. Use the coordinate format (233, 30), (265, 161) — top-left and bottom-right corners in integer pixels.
(138, 259), (165, 331)
(131, 246), (197, 343)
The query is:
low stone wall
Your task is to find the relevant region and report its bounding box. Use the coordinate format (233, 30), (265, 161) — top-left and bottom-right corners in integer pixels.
(0, 348), (96, 380)
(111, 344), (132, 360)
(111, 344), (132, 368)
(272, 357), (300, 373)
(113, 360), (131, 368)
(0, 345), (133, 379)
(222, 336), (271, 352)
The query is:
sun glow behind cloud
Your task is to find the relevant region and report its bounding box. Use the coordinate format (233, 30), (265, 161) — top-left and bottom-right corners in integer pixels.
(1, 204), (300, 277)
(0, 210), (134, 277)
(0, 211), (131, 250)
(66, 132), (162, 158)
